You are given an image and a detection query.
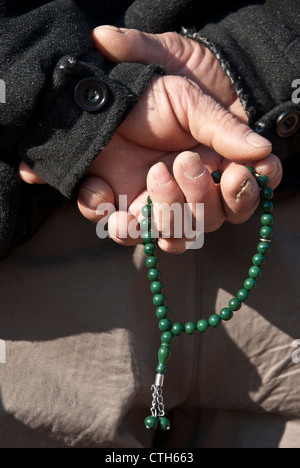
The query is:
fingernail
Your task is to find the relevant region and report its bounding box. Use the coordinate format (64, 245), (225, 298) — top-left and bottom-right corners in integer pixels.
(180, 153), (205, 179)
(79, 188), (106, 211)
(255, 160), (281, 180)
(245, 130), (272, 149)
(151, 162), (173, 186)
(93, 25), (124, 33)
(235, 178), (254, 200)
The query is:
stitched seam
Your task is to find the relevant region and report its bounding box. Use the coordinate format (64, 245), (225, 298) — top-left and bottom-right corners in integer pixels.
(181, 28), (255, 122)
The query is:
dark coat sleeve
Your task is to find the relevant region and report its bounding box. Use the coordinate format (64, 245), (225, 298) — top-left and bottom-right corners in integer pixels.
(182, 0), (300, 164)
(0, 0), (164, 257)
(0, 0), (162, 199)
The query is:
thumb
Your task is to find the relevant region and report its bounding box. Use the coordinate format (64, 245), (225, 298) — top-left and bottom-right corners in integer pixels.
(93, 26), (177, 69)
(120, 75), (272, 162)
(173, 76), (272, 164)
(168, 76), (272, 161)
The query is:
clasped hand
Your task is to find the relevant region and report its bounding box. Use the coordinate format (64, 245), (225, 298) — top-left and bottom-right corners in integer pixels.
(19, 27), (282, 254)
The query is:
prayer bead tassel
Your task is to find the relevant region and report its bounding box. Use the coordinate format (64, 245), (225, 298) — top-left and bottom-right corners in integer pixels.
(145, 374), (170, 431)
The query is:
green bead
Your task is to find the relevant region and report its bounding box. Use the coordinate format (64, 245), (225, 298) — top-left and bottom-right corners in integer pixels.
(260, 226), (273, 239)
(158, 346), (171, 366)
(161, 342), (170, 349)
(197, 319), (209, 332)
(142, 231), (155, 243)
(228, 298), (242, 311)
(144, 244), (156, 256)
(147, 196), (152, 205)
(161, 331), (174, 344)
(220, 308), (233, 321)
(172, 322), (185, 336)
(211, 170), (222, 184)
(141, 217), (152, 231)
(146, 256), (159, 269)
(249, 266), (262, 279)
(185, 322), (197, 335)
(261, 187), (274, 200)
(148, 269), (161, 281)
(156, 363), (166, 373)
(244, 277), (257, 291)
(257, 242), (271, 255)
(247, 166), (256, 177)
(237, 288), (250, 302)
(156, 306), (169, 319)
(141, 205), (152, 218)
(261, 214), (274, 226)
(261, 200), (274, 213)
(145, 416), (158, 430)
(209, 314), (222, 328)
(256, 174), (269, 188)
(158, 319), (172, 332)
(158, 417), (171, 431)
(153, 294), (166, 307)
(151, 281), (163, 294)
(252, 253), (266, 266)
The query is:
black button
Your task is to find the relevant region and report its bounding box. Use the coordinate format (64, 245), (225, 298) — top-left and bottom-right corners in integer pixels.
(276, 109), (300, 138)
(74, 77), (109, 112)
(254, 122), (266, 134)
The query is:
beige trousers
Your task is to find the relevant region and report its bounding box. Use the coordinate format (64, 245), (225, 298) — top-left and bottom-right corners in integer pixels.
(0, 192), (299, 448)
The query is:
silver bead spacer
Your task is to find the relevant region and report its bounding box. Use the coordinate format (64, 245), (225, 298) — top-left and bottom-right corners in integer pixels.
(260, 238), (272, 243)
(154, 373), (165, 388)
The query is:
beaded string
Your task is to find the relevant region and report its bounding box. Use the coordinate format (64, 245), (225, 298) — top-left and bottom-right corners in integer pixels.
(142, 167), (275, 431)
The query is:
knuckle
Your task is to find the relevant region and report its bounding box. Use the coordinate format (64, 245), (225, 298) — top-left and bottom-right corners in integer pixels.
(226, 209), (257, 225)
(158, 238), (187, 255)
(209, 99), (238, 130)
(160, 32), (182, 52)
(205, 216), (224, 233)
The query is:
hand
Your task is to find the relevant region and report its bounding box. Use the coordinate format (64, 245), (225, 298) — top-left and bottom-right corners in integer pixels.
(93, 26), (248, 123)
(19, 28), (281, 253)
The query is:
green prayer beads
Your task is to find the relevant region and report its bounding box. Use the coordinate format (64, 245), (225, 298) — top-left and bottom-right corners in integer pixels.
(144, 415), (158, 430)
(219, 308), (233, 321)
(211, 170), (222, 184)
(143, 167), (274, 431)
(237, 288), (250, 302)
(172, 322), (185, 336)
(197, 319), (209, 332)
(228, 298), (242, 311)
(185, 322), (197, 335)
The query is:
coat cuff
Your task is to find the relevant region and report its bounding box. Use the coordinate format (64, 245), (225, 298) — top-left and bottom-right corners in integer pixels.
(17, 51), (163, 198)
